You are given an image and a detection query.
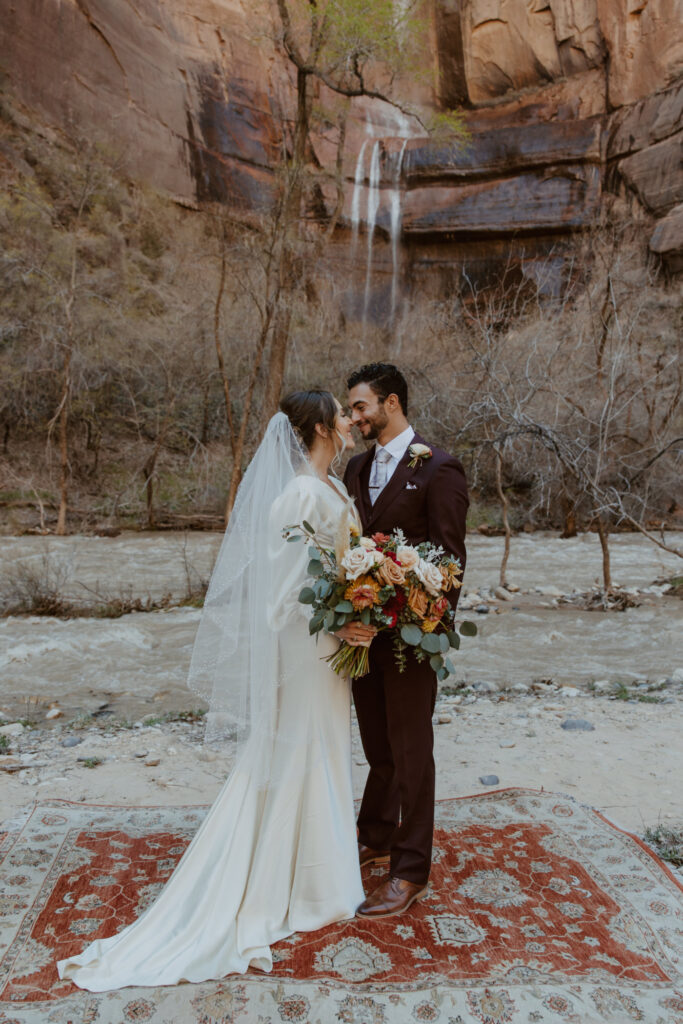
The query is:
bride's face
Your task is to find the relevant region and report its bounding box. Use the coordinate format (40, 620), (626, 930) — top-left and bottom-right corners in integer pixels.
(334, 402), (355, 451)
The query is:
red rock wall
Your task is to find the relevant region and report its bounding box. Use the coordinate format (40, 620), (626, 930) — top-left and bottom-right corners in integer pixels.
(1, 0), (681, 280)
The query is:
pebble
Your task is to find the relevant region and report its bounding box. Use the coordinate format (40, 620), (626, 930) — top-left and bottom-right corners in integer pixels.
(45, 707), (63, 720)
(537, 585), (563, 597)
(672, 668), (683, 683)
(506, 583), (520, 592)
(437, 714), (452, 724)
(593, 680), (612, 692)
(561, 719), (595, 731)
(499, 740), (516, 748)
(479, 775), (500, 786)
(561, 686), (582, 697)
(134, 751), (149, 758)
(494, 587), (514, 601)
(144, 758), (161, 767)
(475, 604), (490, 615)
(511, 683), (529, 693)
(0, 723), (25, 737)
(61, 737), (82, 748)
(473, 681), (498, 694)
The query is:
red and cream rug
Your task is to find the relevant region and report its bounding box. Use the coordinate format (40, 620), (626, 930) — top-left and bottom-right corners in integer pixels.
(0, 788), (681, 1023)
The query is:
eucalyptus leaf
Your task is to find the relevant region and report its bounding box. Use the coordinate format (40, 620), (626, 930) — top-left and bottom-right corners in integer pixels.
(302, 520), (314, 534)
(324, 609), (336, 631)
(439, 633), (450, 653)
(447, 630), (460, 649)
(307, 559), (324, 577)
(360, 607), (371, 626)
(286, 535), (302, 543)
(437, 666), (448, 681)
(298, 587), (316, 604)
(309, 618), (323, 635)
(334, 600), (353, 613)
(420, 633), (442, 654)
(459, 620), (478, 637)
(445, 658), (456, 675)
(400, 624), (423, 646)
(430, 654), (444, 672)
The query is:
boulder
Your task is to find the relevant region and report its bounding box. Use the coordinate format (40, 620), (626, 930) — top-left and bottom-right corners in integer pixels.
(650, 204), (683, 271)
(619, 132), (683, 216)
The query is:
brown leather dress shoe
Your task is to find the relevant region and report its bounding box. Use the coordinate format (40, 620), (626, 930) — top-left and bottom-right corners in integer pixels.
(358, 843), (391, 868)
(356, 876), (428, 919)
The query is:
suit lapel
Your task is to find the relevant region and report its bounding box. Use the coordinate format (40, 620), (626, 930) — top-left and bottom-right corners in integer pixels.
(365, 433), (419, 530)
(347, 447), (374, 526)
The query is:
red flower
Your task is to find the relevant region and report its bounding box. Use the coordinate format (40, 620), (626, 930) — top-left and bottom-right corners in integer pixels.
(384, 609), (398, 628)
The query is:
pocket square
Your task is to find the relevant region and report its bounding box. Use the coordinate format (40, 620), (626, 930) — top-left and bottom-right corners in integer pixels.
(406, 482), (419, 490)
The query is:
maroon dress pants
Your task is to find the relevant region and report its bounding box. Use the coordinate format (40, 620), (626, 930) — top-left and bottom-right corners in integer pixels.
(352, 636), (438, 886)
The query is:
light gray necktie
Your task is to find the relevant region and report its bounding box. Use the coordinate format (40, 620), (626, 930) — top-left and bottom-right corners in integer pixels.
(369, 448), (392, 505)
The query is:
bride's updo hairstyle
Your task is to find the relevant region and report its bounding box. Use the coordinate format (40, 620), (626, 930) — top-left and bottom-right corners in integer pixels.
(280, 389), (338, 450)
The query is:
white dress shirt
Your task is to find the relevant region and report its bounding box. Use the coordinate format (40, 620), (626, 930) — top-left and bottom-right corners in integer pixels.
(373, 424), (415, 484)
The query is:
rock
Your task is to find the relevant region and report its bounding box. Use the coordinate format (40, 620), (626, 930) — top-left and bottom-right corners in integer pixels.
(437, 714), (453, 724)
(197, 749), (217, 763)
(45, 707), (62, 720)
(0, 723), (25, 737)
(531, 680), (555, 692)
(60, 737), (82, 748)
(506, 583), (520, 592)
(511, 682), (529, 693)
(495, 587), (514, 601)
(672, 668), (683, 683)
(593, 679), (613, 692)
(479, 775), (500, 786)
(144, 758), (161, 767)
(134, 751), (149, 758)
(560, 686), (583, 697)
(537, 585), (564, 597)
(499, 740), (516, 748)
(561, 718), (595, 731)
(473, 680), (498, 693)
(475, 604), (490, 615)
(619, 134), (683, 217)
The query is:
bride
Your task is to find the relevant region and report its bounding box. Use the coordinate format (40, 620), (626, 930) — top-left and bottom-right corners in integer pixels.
(57, 389), (371, 989)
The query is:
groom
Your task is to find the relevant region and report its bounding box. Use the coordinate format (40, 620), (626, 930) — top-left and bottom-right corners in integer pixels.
(342, 363), (468, 918)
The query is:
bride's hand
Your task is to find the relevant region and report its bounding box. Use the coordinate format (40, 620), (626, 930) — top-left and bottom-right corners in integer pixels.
(336, 623), (377, 647)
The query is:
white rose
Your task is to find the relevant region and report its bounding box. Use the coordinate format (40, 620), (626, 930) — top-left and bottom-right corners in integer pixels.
(410, 443), (432, 458)
(359, 537), (377, 549)
(396, 545), (420, 571)
(413, 558), (444, 597)
(341, 546), (377, 580)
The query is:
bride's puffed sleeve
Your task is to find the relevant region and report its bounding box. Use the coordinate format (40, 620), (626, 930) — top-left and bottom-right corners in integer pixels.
(267, 479), (319, 632)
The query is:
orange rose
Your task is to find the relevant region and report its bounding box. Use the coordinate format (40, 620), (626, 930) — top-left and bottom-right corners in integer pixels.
(430, 596), (449, 621)
(407, 584), (429, 618)
(345, 575), (381, 610)
(377, 559), (406, 588)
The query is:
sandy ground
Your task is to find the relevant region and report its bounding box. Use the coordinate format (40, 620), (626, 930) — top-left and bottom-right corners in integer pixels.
(1, 531), (682, 843)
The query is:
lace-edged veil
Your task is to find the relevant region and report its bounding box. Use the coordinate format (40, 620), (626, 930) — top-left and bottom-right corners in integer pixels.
(187, 412), (315, 780)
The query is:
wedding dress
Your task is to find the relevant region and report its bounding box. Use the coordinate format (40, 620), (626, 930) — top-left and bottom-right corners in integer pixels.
(57, 463), (364, 989)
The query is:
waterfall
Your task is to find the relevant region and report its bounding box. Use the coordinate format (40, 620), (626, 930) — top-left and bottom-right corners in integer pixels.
(363, 140), (381, 325)
(350, 139), (369, 262)
(389, 139), (408, 322)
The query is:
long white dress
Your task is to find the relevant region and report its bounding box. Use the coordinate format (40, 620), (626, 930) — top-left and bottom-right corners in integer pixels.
(57, 476), (364, 990)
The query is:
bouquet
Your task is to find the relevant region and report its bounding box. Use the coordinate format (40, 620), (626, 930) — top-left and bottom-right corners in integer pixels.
(283, 511), (476, 679)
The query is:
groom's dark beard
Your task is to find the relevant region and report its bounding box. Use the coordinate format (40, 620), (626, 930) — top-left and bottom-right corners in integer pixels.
(360, 407), (389, 442)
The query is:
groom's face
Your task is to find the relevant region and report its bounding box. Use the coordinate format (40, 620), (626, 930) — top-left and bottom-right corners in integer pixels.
(348, 383), (389, 441)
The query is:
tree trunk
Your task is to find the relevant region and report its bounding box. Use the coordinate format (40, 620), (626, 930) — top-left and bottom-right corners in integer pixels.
(494, 446), (511, 588)
(214, 224), (237, 455)
(595, 515), (612, 592)
(55, 347), (72, 535)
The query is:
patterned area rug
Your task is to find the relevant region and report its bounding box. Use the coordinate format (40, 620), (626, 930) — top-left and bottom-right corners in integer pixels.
(0, 789), (681, 1024)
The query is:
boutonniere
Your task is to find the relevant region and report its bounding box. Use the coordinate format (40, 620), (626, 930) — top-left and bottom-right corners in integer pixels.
(407, 443), (433, 469)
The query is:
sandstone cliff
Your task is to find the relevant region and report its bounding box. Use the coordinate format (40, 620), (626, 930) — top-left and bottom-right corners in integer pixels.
(1, 0), (681, 290)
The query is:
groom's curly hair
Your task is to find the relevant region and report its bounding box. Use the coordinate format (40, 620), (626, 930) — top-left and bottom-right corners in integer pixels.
(347, 363), (408, 415)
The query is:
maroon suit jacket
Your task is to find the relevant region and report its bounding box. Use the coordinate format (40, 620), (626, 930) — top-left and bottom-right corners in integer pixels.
(344, 433), (468, 610)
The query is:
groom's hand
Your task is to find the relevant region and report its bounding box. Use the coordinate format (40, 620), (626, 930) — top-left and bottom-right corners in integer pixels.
(336, 623), (377, 646)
